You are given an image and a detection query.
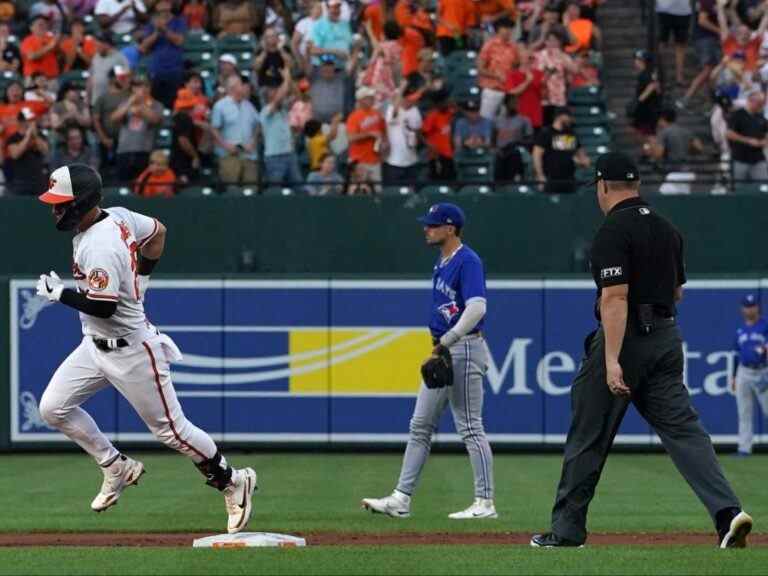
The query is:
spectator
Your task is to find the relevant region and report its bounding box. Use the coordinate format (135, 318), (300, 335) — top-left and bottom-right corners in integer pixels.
(255, 27), (294, 92)
(309, 0), (353, 65)
(60, 18), (99, 72)
(678, 0), (721, 109)
(29, 0), (67, 35)
(211, 75), (261, 185)
(63, 0), (100, 19)
(711, 91), (732, 159)
(288, 78), (313, 134)
(534, 31), (578, 125)
(173, 71), (210, 127)
(215, 53), (241, 100)
(726, 89), (768, 181)
(717, 0), (768, 74)
(563, 1), (601, 55)
(645, 108), (704, 166)
(50, 82), (92, 137)
(310, 54), (347, 123)
(111, 75), (163, 181)
(422, 87), (456, 179)
(346, 85), (386, 184)
(0, 22), (20, 73)
(473, 0), (516, 30)
(305, 153), (344, 194)
(169, 108), (199, 184)
(477, 17), (518, 120)
(95, 0), (148, 35)
(527, 2), (568, 51)
(119, 28), (144, 70)
(709, 52), (752, 104)
(533, 107), (590, 194)
(88, 31), (130, 106)
(384, 84), (422, 183)
(394, 0), (434, 35)
(263, 0), (294, 36)
(213, 0), (258, 38)
(435, 0), (473, 55)
(93, 66), (131, 170)
(51, 125), (99, 169)
(360, 0), (388, 41)
(6, 109), (49, 196)
(321, 0), (352, 21)
(345, 161), (376, 195)
(453, 99), (493, 154)
(655, 0), (691, 86)
(182, 0), (209, 32)
(134, 149), (177, 197)
(631, 49), (661, 135)
(570, 51), (600, 87)
(20, 15), (61, 81)
(0, 82), (30, 146)
(399, 22), (427, 78)
(140, 0), (187, 109)
(260, 69), (303, 186)
(406, 48), (446, 94)
(292, 0), (323, 67)
(0, 1), (14, 29)
(494, 95), (533, 181)
(362, 20), (403, 108)
(23, 73), (56, 120)
(304, 114), (342, 170)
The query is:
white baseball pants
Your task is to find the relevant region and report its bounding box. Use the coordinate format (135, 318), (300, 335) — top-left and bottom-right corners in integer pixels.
(39, 330), (217, 466)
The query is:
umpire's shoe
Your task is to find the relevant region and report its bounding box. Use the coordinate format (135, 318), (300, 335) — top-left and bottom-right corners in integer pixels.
(718, 509), (753, 548)
(361, 490), (411, 518)
(530, 533), (584, 548)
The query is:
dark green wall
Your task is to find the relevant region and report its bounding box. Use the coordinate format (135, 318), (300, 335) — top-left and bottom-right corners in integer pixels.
(2, 194), (765, 276)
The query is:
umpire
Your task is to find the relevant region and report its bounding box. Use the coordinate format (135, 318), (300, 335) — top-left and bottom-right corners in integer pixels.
(531, 153), (753, 549)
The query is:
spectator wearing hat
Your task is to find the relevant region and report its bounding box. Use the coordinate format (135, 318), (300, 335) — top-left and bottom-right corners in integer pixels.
(88, 31), (131, 106)
(384, 83), (423, 184)
(51, 124), (99, 170)
(134, 149), (177, 197)
(140, 0), (187, 109)
(213, 53), (240, 102)
(213, 0), (259, 38)
(533, 107), (590, 194)
(29, 0), (67, 35)
(211, 75), (261, 185)
(50, 82), (92, 139)
(454, 99), (493, 154)
(535, 31), (578, 125)
(477, 17), (518, 120)
(505, 46), (544, 129)
(435, 0), (473, 56)
(6, 108), (49, 196)
(726, 90), (768, 182)
(93, 66), (131, 171)
(0, 22), (20, 74)
(95, 0), (148, 35)
(111, 75), (164, 181)
(310, 54), (348, 123)
(170, 73), (209, 184)
(347, 86), (387, 185)
(422, 88), (456, 180)
(60, 18), (99, 72)
(309, 0), (353, 65)
(21, 15), (61, 80)
(305, 152), (344, 195)
(260, 67), (304, 186)
(631, 49), (661, 136)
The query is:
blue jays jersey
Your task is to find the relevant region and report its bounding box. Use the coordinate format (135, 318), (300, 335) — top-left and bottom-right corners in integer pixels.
(735, 318), (768, 368)
(429, 245), (486, 338)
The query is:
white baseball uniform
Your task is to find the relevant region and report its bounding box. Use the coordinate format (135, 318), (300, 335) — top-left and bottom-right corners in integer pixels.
(39, 207), (218, 466)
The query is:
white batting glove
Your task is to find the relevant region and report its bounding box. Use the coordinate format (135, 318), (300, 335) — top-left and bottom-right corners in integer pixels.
(36, 271), (64, 302)
(138, 275), (150, 301)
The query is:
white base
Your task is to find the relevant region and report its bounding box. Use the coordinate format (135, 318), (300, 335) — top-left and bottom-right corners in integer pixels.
(192, 532), (307, 549)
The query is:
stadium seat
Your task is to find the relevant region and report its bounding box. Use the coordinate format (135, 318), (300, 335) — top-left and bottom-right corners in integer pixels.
(156, 128), (172, 148)
(382, 185), (414, 196)
(498, 183), (536, 195)
(59, 70), (89, 89)
(733, 182), (768, 194)
(217, 34), (257, 53)
(579, 130), (611, 147)
(450, 77), (481, 102)
(116, 34), (134, 48)
(568, 85), (603, 105)
(457, 164), (492, 183)
(458, 184), (493, 195)
(102, 186), (132, 197)
(184, 32), (214, 53)
(455, 148), (493, 165)
(420, 184), (454, 196)
(184, 51), (215, 68)
(177, 186), (216, 197)
(224, 185), (261, 197)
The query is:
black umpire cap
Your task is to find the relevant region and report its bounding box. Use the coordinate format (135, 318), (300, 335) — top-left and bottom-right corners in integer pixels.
(589, 152), (640, 185)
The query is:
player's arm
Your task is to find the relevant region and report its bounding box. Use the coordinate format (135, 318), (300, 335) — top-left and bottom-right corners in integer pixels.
(138, 220), (166, 275)
(36, 272), (117, 318)
(440, 258), (487, 347)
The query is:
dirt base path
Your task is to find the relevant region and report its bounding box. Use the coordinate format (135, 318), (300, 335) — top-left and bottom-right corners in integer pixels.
(0, 532), (766, 548)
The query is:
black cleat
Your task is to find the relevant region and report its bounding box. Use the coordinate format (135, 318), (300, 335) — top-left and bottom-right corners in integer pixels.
(530, 533), (584, 548)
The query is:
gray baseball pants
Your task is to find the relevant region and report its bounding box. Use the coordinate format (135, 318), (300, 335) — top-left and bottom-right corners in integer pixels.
(396, 335), (495, 499)
(735, 366), (768, 454)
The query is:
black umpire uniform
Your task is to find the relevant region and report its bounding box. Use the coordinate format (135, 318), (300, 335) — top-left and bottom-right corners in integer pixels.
(531, 153), (752, 548)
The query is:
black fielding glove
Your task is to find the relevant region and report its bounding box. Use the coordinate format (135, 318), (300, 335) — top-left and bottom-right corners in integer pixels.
(420, 345), (453, 389)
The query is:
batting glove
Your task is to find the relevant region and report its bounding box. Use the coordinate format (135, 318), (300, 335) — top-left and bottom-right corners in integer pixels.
(36, 271), (64, 302)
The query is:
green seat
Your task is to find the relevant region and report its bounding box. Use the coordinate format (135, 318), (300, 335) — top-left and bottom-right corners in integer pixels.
(499, 183), (536, 195)
(455, 148), (493, 165)
(217, 34), (257, 53)
(575, 125), (609, 138)
(458, 184), (493, 195)
(420, 184), (454, 196)
(224, 185), (261, 197)
(184, 51), (216, 68)
(262, 186), (297, 197)
(568, 86), (603, 105)
(579, 131), (611, 147)
(177, 186), (217, 197)
(115, 33), (134, 48)
(450, 77), (481, 102)
(458, 164), (492, 183)
(733, 182), (768, 194)
(156, 128), (172, 148)
(382, 185), (414, 196)
(103, 186), (133, 197)
(184, 32), (214, 53)
(234, 51), (254, 70)
(584, 144), (610, 157)
(60, 70), (90, 88)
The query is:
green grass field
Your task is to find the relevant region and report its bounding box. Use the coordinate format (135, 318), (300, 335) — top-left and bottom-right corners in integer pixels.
(0, 453), (766, 575)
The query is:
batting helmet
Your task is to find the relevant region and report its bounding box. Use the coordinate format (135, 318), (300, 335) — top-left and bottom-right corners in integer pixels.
(39, 164), (103, 231)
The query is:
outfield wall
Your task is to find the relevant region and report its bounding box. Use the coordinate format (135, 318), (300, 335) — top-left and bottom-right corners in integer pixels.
(3, 278), (766, 450)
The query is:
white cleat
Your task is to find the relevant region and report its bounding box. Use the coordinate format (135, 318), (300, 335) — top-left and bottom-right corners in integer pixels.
(224, 467), (258, 534)
(361, 490), (411, 518)
(719, 511), (753, 549)
(448, 498), (498, 519)
(91, 455), (145, 512)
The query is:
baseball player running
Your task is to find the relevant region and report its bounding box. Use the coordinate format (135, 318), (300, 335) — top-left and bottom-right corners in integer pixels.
(732, 294), (768, 456)
(362, 203), (496, 519)
(36, 164), (257, 534)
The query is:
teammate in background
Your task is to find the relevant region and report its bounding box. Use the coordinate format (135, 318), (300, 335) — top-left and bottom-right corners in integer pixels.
(35, 164), (257, 534)
(732, 294), (768, 456)
(361, 203), (496, 520)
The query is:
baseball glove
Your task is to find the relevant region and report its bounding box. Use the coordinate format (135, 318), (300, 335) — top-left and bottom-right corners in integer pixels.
(421, 345), (453, 389)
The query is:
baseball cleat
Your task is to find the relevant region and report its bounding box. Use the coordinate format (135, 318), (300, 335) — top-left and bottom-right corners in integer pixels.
(719, 510), (753, 548)
(530, 533), (584, 548)
(361, 490), (411, 518)
(91, 455), (145, 512)
(224, 467), (258, 534)
(448, 498), (498, 519)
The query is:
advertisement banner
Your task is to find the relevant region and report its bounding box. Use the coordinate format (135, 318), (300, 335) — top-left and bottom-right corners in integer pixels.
(10, 279), (766, 445)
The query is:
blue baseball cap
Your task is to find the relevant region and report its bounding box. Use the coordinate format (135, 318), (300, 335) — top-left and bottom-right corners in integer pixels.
(418, 203), (466, 228)
(742, 294), (759, 307)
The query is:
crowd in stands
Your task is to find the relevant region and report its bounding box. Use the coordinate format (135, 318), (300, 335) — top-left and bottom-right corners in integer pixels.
(0, 0), (608, 197)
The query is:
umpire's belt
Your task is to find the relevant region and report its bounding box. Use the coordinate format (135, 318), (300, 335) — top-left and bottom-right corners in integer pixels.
(93, 337), (129, 352)
(625, 316), (676, 336)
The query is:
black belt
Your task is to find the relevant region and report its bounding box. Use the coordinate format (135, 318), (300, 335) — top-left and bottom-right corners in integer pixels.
(625, 315), (676, 336)
(93, 338), (129, 352)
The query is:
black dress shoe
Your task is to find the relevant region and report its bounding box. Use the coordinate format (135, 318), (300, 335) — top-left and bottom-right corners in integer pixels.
(530, 532), (584, 548)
